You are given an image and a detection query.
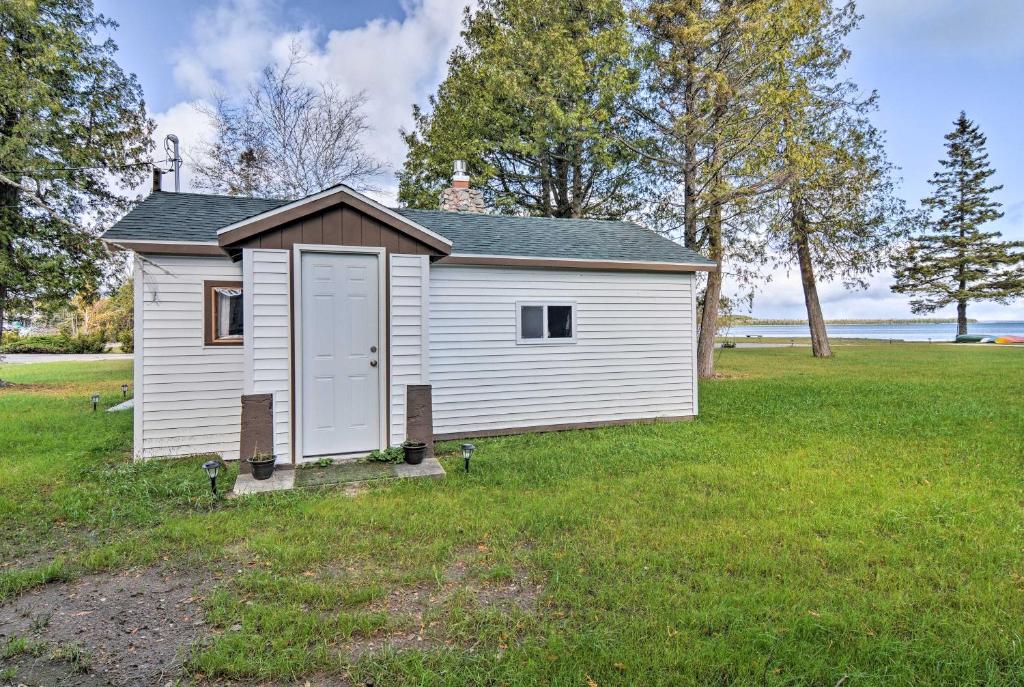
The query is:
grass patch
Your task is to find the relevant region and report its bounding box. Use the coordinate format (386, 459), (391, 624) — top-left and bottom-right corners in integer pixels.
(0, 359), (234, 573)
(2, 636), (46, 660)
(2, 347), (1023, 685)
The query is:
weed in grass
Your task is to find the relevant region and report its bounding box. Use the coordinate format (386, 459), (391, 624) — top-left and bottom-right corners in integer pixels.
(29, 612), (51, 632)
(49, 642), (91, 674)
(2, 636), (45, 660)
(367, 446), (405, 463)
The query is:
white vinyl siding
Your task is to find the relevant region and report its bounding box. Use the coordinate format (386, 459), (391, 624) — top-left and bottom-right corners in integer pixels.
(428, 265), (696, 436)
(389, 254), (431, 445)
(136, 254), (244, 460)
(243, 249), (291, 463)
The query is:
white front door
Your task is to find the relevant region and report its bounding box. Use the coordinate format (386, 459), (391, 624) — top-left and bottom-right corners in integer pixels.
(300, 251), (381, 456)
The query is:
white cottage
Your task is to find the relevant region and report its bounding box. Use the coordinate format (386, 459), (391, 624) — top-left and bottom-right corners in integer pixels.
(102, 169), (716, 466)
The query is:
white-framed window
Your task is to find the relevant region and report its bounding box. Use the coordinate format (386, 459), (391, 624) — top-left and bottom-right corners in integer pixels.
(516, 301), (577, 344)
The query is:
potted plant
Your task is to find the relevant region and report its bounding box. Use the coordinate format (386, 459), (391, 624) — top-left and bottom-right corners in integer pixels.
(247, 446), (276, 480)
(402, 440), (427, 465)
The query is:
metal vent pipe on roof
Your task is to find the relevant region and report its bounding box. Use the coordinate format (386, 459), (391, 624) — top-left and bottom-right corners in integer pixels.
(164, 134), (181, 192)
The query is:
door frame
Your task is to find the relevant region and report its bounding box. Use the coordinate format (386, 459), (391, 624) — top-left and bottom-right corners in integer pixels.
(292, 244), (389, 461)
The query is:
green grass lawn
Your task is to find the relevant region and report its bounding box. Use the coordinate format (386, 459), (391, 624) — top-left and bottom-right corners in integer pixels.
(2, 346), (1023, 685)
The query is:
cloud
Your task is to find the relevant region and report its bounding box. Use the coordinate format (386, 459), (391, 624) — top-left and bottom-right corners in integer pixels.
(856, 0), (1024, 61)
(290, 0), (471, 172)
(731, 266), (1024, 321)
(158, 0), (471, 202)
(172, 0), (283, 98)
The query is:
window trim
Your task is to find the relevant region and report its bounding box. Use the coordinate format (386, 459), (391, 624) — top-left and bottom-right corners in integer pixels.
(515, 300), (577, 345)
(204, 280), (244, 346)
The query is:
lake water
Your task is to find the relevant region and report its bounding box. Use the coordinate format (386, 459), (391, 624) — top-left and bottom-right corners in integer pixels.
(725, 321), (1024, 342)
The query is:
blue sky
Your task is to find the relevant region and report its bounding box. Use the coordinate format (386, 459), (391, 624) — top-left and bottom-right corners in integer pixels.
(95, 0), (1024, 321)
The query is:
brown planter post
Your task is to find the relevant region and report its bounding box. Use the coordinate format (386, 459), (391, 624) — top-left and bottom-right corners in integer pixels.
(405, 385), (434, 459)
(239, 393), (274, 474)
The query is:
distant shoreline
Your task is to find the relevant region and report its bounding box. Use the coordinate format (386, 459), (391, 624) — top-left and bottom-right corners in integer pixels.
(723, 317), (977, 326)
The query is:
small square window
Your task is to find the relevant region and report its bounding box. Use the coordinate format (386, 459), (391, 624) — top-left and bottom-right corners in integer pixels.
(516, 302), (576, 344)
(205, 281), (244, 346)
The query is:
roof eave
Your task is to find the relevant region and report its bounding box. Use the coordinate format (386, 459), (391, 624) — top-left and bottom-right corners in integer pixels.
(102, 238), (228, 257)
(440, 253), (718, 273)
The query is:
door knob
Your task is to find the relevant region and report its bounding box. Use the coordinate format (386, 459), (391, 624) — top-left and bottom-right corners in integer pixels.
(370, 360), (378, 367)
(370, 345), (377, 353)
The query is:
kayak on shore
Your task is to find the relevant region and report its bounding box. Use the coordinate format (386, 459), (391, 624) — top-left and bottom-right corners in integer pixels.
(955, 333), (1024, 344)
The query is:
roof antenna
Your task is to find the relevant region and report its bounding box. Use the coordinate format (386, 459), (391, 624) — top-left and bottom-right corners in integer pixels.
(163, 134), (181, 192)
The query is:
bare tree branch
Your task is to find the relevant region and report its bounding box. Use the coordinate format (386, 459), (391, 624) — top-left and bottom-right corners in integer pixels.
(191, 47), (387, 200)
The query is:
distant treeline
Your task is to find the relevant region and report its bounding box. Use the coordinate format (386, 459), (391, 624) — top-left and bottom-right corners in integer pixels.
(723, 316), (975, 326)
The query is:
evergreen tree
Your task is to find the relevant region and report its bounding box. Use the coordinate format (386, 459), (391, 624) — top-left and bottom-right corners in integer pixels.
(398, 0), (648, 218)
(892, 113), (1023, 335)
(634, 0), (807, 377)
(0, 0), (153, 342)
(767, 1), (905, 358)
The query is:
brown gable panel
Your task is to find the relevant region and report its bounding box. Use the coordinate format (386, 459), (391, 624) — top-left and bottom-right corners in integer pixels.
(217, 187), (450, 255)
(235, 208), (437, 256)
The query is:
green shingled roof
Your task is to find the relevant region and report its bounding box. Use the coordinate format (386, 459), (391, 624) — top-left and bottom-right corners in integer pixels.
(102, 191), (284, 243)
(103, 191), (713, 266)
(396, 208), (713, 266)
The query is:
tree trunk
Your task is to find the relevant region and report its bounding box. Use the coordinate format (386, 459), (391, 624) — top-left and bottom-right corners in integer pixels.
(793, 224), (832, 358)
(953, 186), (970, 336)
(697, 267), (722, 379)
(682, 53), (698, 249)
(696, 198), (724, 379)
(0, 180), (14, 383)
(0, 179), (16, 342)
(683, 137), (697, 249)
(696, 68), (729, 380)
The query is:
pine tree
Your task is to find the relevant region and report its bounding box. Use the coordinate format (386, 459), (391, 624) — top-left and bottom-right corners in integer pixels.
(634, 0), (810, 377)
(0, 0), (153, 344)
(768, 1), (905, 358)
(398, 0), (648, 219)
(892, 113), (1024, 335)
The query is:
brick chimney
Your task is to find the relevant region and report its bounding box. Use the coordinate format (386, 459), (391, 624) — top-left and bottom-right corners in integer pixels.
(439, 160), (485, 213)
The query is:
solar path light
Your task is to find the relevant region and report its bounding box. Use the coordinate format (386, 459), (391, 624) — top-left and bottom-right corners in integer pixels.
(202, 460), (222, 497)
(461, 443), (475, 473)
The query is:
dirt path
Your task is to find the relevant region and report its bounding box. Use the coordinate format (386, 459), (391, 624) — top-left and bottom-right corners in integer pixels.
(1, 566), (209, 686)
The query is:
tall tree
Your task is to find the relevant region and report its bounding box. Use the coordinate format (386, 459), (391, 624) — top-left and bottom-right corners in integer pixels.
(767, 1), (904, 358)
(398, 0), (648, 218)
(193, 49), (385, 200)
(892, 113), (1023, 335)
(0, 0), (152, 343)
(634, 0), (799, 377)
